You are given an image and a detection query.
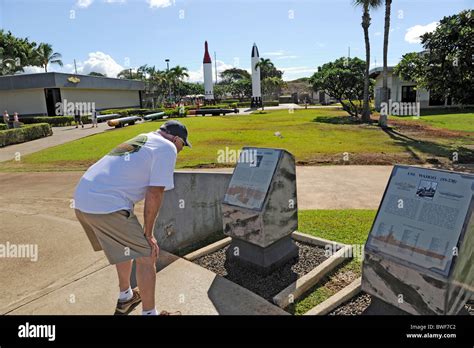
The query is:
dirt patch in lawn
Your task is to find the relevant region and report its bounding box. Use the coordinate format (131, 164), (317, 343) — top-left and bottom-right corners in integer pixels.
(296, 152), (419, 166)
(389, 118), (472, 139)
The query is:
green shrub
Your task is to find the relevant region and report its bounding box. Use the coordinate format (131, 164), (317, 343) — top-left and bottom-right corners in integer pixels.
(0, 123), (7, 131)
(100, 108), (162, 117)
(21, 116), (92, 126)
(221, 99), (240, 103)
(164, 107), (188, 118)
(0, 123), (52, 147)
(198, 104), (236, 109)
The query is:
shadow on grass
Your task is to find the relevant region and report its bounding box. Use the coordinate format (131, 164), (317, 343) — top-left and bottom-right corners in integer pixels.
(382, 127), (474, 164)
(312, 116), (364, 125)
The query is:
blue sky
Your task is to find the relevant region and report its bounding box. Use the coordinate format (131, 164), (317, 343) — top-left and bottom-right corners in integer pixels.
(0, 0), (470, 81)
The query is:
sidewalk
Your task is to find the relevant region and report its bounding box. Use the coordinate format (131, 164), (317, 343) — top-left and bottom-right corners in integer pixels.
(0, 123), (108, 162)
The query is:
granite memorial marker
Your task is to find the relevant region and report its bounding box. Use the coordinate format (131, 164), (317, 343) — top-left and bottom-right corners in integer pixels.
(362, 165), (474, 315)
(222, 147), (298, 274)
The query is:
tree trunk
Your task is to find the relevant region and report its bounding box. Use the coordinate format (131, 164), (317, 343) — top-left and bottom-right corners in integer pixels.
(361, 4), (372, 123)
(379, 0), (392, 128)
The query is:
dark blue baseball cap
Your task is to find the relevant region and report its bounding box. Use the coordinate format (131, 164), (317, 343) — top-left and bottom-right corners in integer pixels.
(159, 120), (191, 147)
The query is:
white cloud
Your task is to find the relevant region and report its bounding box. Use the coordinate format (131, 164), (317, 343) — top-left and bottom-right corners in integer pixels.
(276, 55), (298, 60)
(280, 66), (317, 80)
(77, 52), (124, 77)
(263, 50), (285, 57)
(20, 65), (46, 74)
(147, 0), (172, 8)
(18, 52), (125, 77)
(405, 22), (438, 44)
(262, 50), (297, 60)
(76, 0), (94, 8)
(104, 0), (126, 3)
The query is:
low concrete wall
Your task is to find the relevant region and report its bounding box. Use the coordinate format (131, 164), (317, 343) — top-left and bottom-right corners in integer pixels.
(153, 171), (232, 253)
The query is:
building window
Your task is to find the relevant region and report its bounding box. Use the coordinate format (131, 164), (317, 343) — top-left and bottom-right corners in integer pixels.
(401, 86), (417, 103)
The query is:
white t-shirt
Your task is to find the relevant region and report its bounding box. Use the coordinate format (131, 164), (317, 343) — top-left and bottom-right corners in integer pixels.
(74, 132), (177, 214)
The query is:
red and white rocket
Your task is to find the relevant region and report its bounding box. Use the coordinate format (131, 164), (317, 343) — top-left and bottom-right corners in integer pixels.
(203, 41), (214, 103)
(251, 43), (262, 108)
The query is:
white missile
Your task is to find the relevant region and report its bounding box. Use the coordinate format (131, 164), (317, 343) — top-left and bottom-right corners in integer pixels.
(251, 43), (262, 108)
(203, 41), (214, 103)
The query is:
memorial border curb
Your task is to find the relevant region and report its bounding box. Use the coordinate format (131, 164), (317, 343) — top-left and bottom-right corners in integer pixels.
(304, 277), (362, 315)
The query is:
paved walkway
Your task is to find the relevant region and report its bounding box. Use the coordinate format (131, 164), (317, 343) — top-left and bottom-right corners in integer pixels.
(0, 166), (391, 314)
(0, 123), (109, 162)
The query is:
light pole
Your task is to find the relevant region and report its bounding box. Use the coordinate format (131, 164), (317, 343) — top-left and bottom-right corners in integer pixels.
(165, 59), (171, 104)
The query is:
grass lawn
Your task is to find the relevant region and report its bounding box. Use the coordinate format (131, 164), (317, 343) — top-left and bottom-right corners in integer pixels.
(292, 209), (377, 315)
(391, 111), (474, 133)
(0, 108), (411, 172)
(1, 108), (472, 172)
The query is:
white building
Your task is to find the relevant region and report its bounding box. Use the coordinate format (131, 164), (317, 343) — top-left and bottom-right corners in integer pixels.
(370, 67), (454, 110)
(0, 72), (145, 116)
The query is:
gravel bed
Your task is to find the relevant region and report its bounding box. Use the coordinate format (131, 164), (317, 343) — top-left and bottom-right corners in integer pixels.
(193, 241), (328, 301)
(329, 292), (474, 315)
(329, 293), (372, 315)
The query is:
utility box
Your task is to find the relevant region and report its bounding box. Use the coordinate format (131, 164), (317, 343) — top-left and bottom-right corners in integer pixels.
(222, 147), (298, 274)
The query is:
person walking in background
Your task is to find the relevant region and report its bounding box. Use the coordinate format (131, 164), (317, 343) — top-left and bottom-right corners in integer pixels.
(74, 107), (84, 128)
(91, 109), (99, 128)
(3, 110), (10, 129)
(13, 112), (20, 128)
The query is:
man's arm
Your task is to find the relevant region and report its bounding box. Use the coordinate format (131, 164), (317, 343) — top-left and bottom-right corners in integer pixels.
(143, 186), (165, 237)
(143, 186), (165, 258)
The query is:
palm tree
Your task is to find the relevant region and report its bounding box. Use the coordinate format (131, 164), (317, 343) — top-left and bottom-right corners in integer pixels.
(255, 58), (274, 79)
(379, 0), (392, 127)
(354, 0), (382, 123)
(35, 43), (63, 72)
(168, 65), (189, 99)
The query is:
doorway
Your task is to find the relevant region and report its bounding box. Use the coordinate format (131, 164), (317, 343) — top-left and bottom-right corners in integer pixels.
(44, 88), (62, 116)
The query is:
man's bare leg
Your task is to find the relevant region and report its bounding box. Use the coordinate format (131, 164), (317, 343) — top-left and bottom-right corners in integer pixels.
(116, 260), (133, 292)
(136, 255), (156, 311)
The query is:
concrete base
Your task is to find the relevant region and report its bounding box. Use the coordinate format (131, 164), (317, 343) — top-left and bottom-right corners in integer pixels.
(226, 235), (299, 275)
(251, 97), (263, 108)
(362, 297), (410, 315)
(7, 250), (287, 315)
(363, 296), (471, 315)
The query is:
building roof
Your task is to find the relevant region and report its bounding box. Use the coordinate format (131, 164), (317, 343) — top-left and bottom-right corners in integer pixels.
(0, 72), (145, 91)
(369, 66), (395, 78)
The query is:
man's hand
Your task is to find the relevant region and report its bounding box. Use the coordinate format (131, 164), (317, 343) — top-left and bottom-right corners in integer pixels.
(145, 234), (160, 259)
(144, 186), (165, 258)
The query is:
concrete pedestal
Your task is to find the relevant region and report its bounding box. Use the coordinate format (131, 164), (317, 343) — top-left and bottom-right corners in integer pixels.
(226, 235), (299, 275)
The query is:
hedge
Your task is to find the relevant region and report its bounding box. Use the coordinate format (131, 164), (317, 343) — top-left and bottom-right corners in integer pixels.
(235, 101), (279, 108)
(21, 116), (92, 126)
(0, 123), (52, 147)
(100, 108), (163, 117)
(0, 123), (7, 131)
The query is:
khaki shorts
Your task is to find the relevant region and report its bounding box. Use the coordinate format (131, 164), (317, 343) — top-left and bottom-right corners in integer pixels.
(75, 209), (152, 264)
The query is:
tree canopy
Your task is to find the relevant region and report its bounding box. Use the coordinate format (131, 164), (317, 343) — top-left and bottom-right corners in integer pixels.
(0, 30), (63, 75)
(310, 57), (373, 118)
(394, 10), (474, 105)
